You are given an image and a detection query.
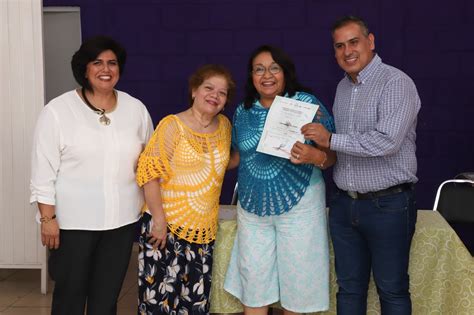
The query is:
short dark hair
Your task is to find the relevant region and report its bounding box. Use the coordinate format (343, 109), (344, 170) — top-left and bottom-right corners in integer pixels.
(188, 64), (236, 106)
(243, 45), (311, 109)
(71, 36), (127, 91)
(332, 15), (370, 37)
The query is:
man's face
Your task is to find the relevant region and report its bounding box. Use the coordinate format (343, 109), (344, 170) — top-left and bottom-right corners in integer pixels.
(333, 22), (375, 82)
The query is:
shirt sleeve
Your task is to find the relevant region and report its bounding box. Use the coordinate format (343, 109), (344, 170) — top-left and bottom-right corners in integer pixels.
(136, 116), (178, 186)
(30, 106), (61, 205)
(331, 76), (420, 157)
(142, 106), (154, 143)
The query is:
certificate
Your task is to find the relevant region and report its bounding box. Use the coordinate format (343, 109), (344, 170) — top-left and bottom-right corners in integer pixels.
(256, 95), (318, 159)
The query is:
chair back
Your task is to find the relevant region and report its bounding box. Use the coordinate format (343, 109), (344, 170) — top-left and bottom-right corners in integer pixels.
(455, 172), (474, 181)
(433, 179), (474, 223)
(433, 173), (474, 255)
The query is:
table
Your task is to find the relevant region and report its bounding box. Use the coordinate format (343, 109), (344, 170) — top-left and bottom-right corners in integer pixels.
(210, 208), (474, 314)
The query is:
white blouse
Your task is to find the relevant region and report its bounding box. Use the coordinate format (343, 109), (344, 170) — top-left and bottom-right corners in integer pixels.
(30, 90), (153, 230)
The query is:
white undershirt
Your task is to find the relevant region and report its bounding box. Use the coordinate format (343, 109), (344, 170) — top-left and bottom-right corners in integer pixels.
(30, 90), (153, 230)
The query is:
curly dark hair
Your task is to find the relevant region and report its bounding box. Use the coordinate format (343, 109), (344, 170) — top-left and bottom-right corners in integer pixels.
(71, 36), (126, 91)
(243, 45), (311, 109)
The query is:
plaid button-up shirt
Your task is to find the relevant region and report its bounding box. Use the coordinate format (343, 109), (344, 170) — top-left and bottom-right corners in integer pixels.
(331, 54), (421, 193)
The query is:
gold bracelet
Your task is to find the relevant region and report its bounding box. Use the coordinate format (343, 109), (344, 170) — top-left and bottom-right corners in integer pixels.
(40, 214), (56, 224)
(317, 151), (327, 168)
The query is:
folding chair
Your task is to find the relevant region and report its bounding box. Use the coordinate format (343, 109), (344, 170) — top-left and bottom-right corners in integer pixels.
(433, 172), (474, 255)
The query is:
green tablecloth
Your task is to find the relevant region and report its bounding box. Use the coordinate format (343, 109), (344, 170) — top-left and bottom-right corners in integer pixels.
(209, 210), (474, 314)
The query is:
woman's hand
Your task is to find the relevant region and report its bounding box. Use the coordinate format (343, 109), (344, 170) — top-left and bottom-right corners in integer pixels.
(143, 179), (168, 250)
(38, 203), (60, 249)
(149, 213), (167, 249)
(290, 141), (317, 164)
(289, 141), (324, 166)
(41, 219), (60, 249)
(290, 141), (336, 169)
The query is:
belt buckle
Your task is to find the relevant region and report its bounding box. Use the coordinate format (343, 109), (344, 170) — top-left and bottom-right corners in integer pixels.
(347, 191), (358, 199)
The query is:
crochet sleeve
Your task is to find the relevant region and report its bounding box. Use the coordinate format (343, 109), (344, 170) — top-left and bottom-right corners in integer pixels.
(231, 104), (242, 151)
(316, 103), (335, 133)
(136, 116), (179, 186)
(300, 92), (335, 133)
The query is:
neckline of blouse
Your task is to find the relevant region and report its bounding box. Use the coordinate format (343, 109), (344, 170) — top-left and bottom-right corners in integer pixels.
(75, 89), (120, 114)
(173, 114), (223, 137)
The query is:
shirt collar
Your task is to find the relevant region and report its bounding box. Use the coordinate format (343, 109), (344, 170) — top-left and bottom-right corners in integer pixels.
(345, 53), (381, 85)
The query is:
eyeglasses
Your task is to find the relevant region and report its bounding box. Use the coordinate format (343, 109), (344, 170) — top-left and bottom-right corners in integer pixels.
(252, 64), (282, 76)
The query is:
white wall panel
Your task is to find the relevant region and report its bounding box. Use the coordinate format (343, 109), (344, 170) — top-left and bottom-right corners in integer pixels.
(0, 0), (47, 293)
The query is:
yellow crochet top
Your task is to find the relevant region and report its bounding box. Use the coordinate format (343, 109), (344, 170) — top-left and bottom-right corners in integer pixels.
(136, 114), (231, 244)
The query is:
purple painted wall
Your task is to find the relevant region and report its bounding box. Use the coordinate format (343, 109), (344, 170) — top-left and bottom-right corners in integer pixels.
(43, 0), (474, 209)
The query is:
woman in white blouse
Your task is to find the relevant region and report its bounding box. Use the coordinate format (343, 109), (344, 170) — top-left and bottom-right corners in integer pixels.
(30, 36), (153, 314)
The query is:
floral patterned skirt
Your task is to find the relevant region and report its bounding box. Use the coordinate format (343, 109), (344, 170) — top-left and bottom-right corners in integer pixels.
(138, 212), (215, 315)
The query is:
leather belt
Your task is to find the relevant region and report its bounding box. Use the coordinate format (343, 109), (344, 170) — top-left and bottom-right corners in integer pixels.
(342, 183), (414, 200)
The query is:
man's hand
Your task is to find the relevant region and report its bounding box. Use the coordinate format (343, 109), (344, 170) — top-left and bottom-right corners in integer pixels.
(301, 123), (331, 149)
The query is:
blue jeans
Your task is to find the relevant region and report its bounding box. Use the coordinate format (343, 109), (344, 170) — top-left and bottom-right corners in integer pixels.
(329, 188), (417, 315)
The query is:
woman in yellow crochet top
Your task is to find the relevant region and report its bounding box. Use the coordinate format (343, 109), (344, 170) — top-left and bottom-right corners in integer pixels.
(136, 64), (235, 314)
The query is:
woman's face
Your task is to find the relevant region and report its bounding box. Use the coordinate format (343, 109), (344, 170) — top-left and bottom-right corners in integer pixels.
(191, 75), (229, 116)
(85, 50), (120, 93)
(252, 51), (285, 106)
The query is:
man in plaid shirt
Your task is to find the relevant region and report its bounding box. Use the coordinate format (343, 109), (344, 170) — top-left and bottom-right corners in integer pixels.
(301, 15), (421, 315)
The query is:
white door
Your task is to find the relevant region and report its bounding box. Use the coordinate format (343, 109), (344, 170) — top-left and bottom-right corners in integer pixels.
(43, 7), (81, 103)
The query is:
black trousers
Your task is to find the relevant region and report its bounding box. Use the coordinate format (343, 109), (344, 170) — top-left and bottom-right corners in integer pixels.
(49, 222), (136, 315)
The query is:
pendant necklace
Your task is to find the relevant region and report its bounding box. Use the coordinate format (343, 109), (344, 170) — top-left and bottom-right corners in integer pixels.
(190, 107), (213, 129)
(81, 88), (116, 126)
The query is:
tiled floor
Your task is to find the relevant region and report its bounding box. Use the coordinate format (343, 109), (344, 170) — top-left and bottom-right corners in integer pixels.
(0, 245), (280, 315)
(0, 246), (139, 314)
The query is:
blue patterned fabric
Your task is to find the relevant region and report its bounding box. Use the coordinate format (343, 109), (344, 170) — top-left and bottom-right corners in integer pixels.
(232, 92), (335, 216)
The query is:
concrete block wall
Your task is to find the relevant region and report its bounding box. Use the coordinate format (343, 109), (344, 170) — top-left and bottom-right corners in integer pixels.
(43, 0), (474, 208)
